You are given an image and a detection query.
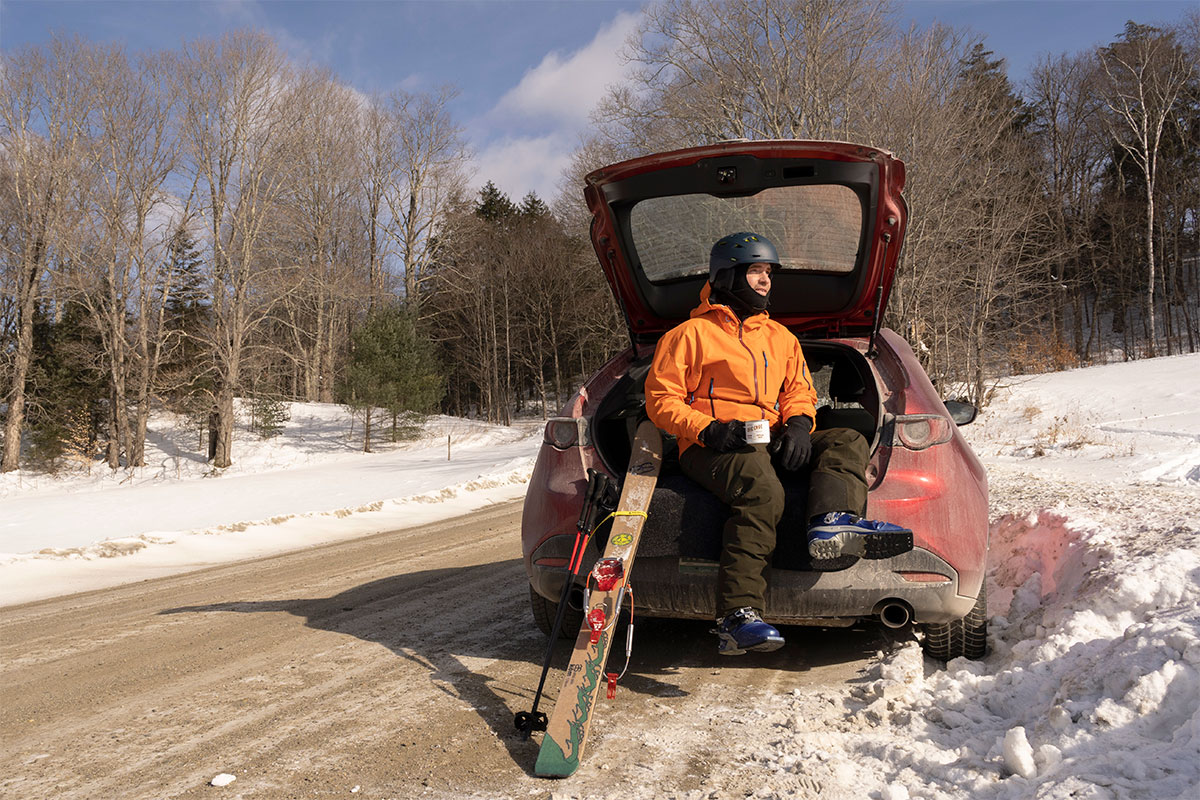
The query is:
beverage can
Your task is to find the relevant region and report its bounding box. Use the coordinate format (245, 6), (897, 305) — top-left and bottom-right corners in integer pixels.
(743, 419), (770, 445)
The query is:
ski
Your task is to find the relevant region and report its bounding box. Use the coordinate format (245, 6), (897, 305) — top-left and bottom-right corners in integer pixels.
(534, 419), (662, 778)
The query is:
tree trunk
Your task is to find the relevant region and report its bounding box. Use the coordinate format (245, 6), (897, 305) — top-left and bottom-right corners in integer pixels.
(1080, 287), (1089, 359)
(537, 372), (547, 422)
(363, 406), (373, 453)
(550, 319), (562, 416)
(1, 240), (47, 472)
(1087, 290), (1100, 362)
(131, 393), (149, 468)
(405, 191), (419, 303)
(106, 387), (120, 469)
(1163, 250), (1174, 357)
(212, 387), (235, 468)
(319, 306), (336, 404)
(109, 353), (133, 468)
(207, 410), (218, 462)
(1145, 186), (1157, 358)
(0, 309), (35, 472)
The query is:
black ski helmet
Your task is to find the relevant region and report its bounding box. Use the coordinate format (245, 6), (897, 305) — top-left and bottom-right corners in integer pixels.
(708, 232), (780, 291)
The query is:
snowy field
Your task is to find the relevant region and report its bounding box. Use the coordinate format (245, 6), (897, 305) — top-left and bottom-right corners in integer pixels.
(3, 353), (1199, 798)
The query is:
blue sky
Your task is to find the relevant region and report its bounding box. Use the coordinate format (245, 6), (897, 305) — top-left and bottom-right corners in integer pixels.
(1, 0), (1194, 202)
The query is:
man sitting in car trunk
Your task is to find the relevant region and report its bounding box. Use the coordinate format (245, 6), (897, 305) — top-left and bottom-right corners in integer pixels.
(644, 232), (913, 655)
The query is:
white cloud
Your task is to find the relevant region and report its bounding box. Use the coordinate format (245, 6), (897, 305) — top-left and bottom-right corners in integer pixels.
(490, 10), (640, 129)
(215, 0), (265, 24)
(469, 133), (575, 204)
(396, 73), (427, 92)
(467, 9), (643, 205)
(214, 0), (335, 71)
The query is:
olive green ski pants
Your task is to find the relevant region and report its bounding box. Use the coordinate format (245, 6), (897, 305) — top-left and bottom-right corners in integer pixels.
(678, 427), (869, 617)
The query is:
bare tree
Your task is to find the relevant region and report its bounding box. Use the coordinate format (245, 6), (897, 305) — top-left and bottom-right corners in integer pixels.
(864, 24), (980, 377)
(0, 40), (93, 472)
(357, 97), (399, 298)
(61, 44), (180, 468)
(873, 38), (1052, 400)
(272, 69), (368, 403)
(426, 207), (503, 421)
(174, 32), (299, 467)
(509, 210), (591, 415)
(383, 87), (469, 308)
(1027, 52), (1112, 359)
(585, 4), (1069, 402)
(594, 0), (896, 150)
(1098, 22), (1194, 356)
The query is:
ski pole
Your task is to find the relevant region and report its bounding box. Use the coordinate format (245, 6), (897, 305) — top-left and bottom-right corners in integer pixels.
(515, 468), (604, 737)
(515, 468), (611, 737)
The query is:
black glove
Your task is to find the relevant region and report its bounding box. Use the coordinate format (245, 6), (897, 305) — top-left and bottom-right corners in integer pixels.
(699, 420), (746, 452)
(770, 416), (812, 470)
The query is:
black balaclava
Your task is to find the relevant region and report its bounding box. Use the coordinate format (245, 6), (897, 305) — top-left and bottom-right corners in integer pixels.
(712, 264), (770, 319)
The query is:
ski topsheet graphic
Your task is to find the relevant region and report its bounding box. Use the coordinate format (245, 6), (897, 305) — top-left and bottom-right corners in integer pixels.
(534, 419), (662, 778)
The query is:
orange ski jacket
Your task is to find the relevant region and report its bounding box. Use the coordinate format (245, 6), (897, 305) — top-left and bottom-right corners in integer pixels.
(645, 283), (817, 454)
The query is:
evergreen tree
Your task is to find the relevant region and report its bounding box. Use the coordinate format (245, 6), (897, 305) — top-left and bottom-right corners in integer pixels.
(248, 395), (290, 439)
(158, 226), (213, 417)
(475, 181), (518, 222)
(340, 305), (444, 452)
(162, 226), (209, 329)
(25, 302), (107, 471)
(957, 43), (1033, 137)
(519, 191), (550, 219)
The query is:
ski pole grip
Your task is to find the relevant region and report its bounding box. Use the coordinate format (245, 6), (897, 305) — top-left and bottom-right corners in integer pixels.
(577, 469), (601, 530)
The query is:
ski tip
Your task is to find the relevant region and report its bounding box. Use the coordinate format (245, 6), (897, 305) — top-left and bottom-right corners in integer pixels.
(534, 734), (579, 778)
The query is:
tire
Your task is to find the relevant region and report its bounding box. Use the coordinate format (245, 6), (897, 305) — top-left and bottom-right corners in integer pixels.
(529, 584), (583, 640)
(921, 584), (988, 662)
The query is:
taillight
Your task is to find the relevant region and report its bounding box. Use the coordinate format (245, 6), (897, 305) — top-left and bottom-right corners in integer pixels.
(893, 414), (953, 450)
(544, 417), (590, 449)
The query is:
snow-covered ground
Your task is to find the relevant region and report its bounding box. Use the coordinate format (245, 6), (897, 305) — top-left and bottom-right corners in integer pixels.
(3, 353), (1199, 798)
(0, 403), (542, 605)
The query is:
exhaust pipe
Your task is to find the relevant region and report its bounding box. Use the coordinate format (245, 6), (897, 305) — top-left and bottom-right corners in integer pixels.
(878, 601), (912, 629)
(567, 584), (586, 612)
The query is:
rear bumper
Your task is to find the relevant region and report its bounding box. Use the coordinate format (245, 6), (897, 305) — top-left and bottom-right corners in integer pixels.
(530, 545), (975, 626)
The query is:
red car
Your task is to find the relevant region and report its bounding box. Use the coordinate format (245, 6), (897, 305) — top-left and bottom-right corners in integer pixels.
(521, 141), (988, 660)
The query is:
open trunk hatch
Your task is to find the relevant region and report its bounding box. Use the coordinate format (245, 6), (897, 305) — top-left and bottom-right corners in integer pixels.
(585, 140), (907, 342)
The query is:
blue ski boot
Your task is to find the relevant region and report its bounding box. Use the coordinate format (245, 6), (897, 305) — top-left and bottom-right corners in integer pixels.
(714, 607), (784, 655)
(807, 512), (913, 561)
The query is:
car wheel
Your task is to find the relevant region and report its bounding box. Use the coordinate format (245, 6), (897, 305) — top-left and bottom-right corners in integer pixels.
(529, 584), (583, 639)
(921, 584), (987, 661)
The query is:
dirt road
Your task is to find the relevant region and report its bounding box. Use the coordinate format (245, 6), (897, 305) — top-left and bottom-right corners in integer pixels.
(0, 501), (888, 799)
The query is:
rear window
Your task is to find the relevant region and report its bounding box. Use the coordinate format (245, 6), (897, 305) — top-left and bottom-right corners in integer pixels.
(628, 185), (863, 282)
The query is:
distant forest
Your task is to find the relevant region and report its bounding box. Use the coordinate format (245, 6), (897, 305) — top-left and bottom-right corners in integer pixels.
(2, 0), (1197, 472)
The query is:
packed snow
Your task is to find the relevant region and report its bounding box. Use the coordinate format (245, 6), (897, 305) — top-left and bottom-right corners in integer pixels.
(3, 353), (1199, 798)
